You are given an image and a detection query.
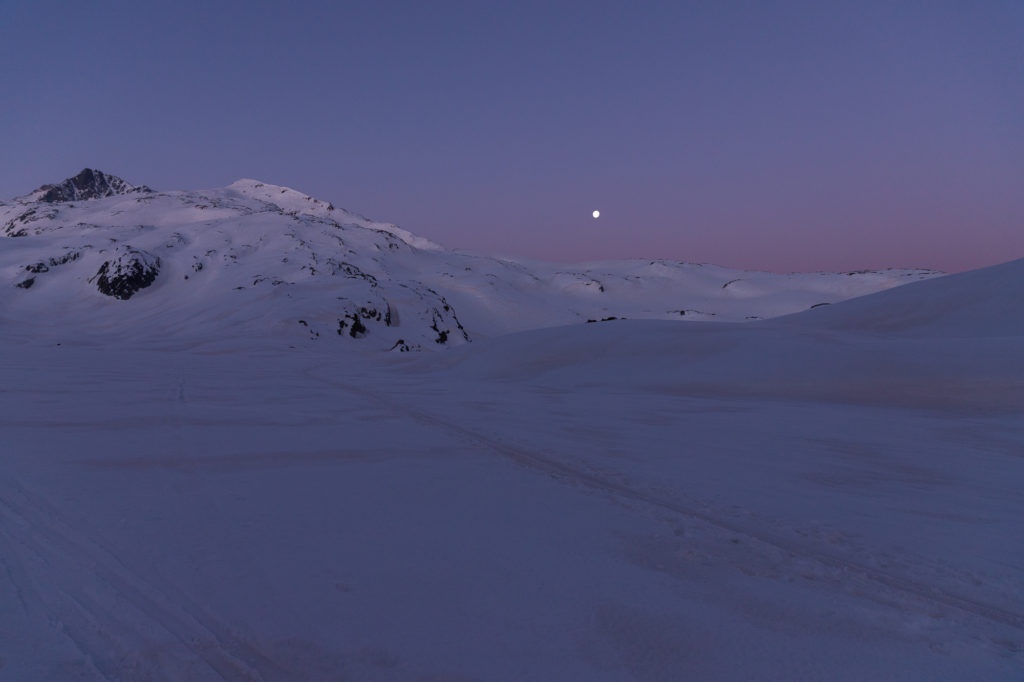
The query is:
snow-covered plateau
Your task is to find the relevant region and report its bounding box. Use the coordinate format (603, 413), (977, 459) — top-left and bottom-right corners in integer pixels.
(1, 170), (1021, 680)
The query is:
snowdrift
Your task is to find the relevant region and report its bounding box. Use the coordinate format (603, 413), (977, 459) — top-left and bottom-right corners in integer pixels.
(779, 257), (1024, 338)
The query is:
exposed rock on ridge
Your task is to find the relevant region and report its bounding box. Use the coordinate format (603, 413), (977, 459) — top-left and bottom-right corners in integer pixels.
(35, 169), (151, 203)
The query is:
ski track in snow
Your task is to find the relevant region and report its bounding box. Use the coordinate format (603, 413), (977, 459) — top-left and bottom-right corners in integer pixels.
(0, 480), (284, 681)
(303, 367), (1024, 646)
(1, 335), (1021, 678)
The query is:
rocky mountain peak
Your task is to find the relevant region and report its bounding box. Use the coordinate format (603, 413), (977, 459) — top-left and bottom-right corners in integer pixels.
(34, 169), (151, 203)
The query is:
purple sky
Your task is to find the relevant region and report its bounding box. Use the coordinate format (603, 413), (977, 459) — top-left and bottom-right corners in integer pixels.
(1, 1), (1021, 272)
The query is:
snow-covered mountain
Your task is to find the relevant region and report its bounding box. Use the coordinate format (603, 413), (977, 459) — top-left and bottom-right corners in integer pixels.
(2, 175), (1022, 679)
(1, 170), (941, 349)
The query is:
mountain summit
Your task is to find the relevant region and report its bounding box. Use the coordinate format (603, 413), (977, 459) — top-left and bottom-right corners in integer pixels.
(31, 168), (151, 203)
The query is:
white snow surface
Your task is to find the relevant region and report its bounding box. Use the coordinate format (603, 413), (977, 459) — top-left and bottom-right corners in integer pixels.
(1, 173), (1022, 680)
(1, 171), (940, 350)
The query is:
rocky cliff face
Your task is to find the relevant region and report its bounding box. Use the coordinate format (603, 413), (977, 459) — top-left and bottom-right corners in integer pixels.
(34, 169), (151, 203)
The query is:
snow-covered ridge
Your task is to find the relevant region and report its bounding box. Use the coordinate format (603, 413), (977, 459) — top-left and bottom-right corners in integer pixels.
(224, 178), (445, 252)
(1, 170), (943, 350)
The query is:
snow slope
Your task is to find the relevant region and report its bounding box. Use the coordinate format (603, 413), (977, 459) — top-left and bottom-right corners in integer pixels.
(1, 172), (1020, 680)
(779, 256), (1024, 338)
(1, 170), (940, 349)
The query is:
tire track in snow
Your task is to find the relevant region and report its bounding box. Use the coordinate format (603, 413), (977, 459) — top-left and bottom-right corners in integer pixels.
(0, 481), (285, 681)
(309, 370), (1024, 636)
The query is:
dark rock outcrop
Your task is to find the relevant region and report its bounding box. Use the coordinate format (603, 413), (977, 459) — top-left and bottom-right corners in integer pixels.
(35, 169), (151, 203)
(3, 206), (58, 236)
(90, 246), (161, 300)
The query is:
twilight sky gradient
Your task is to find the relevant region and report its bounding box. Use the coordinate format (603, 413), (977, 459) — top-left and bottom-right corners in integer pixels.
(1, 1), (1022, 272)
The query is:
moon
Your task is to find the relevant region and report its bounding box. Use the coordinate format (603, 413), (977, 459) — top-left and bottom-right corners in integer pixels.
(592, 210), (600, 219)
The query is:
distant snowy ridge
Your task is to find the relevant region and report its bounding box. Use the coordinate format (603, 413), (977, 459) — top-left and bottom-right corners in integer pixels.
(1, 169), (943, 349)
(441, 255), (1024, 415)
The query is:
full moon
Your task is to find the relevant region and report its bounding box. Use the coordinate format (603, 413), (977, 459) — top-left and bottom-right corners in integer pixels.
(592, 210), (600, 219)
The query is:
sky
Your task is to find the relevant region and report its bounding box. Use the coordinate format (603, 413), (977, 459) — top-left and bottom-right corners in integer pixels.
(1, 1), (1021, 273)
